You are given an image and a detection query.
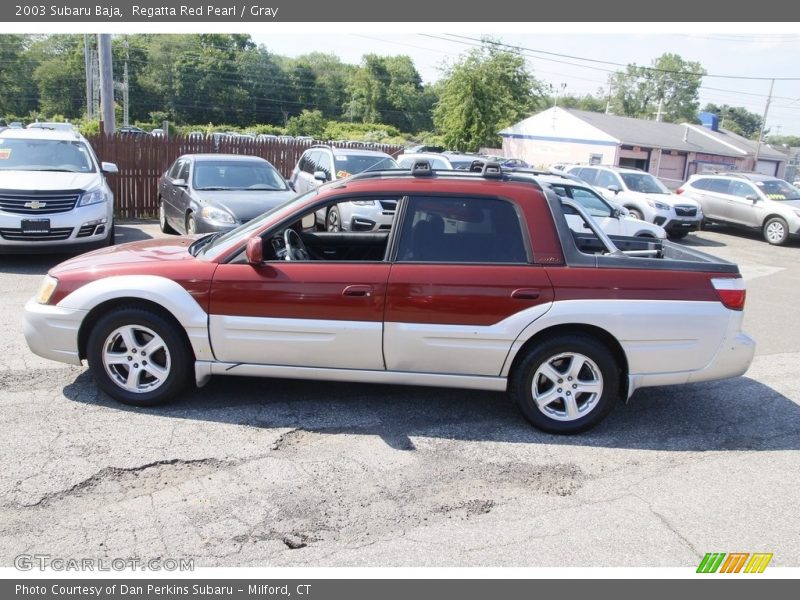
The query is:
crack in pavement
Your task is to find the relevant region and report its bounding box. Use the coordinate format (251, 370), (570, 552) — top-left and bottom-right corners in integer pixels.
(15, 458), (235, 509)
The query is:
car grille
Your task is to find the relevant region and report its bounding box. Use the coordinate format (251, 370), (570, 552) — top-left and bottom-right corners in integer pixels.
(379, 200), (397, 212)
(0, 227), (73, 241)
(0, 192), (80, 215)
(76, 224), (98, 238)
(674, 205), (697, 217)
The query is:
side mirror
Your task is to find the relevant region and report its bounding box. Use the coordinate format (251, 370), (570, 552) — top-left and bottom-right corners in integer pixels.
(172, 178), (187, 188)
(288, 180), (296, 191)
(245, 237), (263, 265)
(313, 170), (328, 182)
(607, 185), (621, 194)
(301, 214), (316, 230)
(746, 194), (759, 203)
(611, 208), (621, 218)
(101, 162), (118, 174)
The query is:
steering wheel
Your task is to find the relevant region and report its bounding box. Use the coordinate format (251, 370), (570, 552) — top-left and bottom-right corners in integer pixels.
(283, 228), (311, 261)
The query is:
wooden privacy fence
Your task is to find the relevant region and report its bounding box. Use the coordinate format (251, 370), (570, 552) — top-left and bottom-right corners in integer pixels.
(86, 134), (404, 220)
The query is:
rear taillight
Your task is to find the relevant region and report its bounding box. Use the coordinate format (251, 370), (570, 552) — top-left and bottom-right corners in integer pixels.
(711, 277), (746, 311)
(675, 187), (684, 194)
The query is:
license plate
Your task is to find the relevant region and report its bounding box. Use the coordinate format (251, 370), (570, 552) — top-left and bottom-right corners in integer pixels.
(21, 219), (50, 234)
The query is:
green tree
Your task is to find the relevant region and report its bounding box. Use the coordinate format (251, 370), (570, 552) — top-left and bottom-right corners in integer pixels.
(702, 103), (763, 139)
(0, 35), (38, 117)
(556, 92), (607, 113)
(608, 53), (705, 123)
(286, 109), (326, 138)
(433, 40), (544, 151)
(30, 35), (86, 119)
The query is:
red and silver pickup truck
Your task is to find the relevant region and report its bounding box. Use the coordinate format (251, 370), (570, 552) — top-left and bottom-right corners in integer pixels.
(24, 163), (755, 433)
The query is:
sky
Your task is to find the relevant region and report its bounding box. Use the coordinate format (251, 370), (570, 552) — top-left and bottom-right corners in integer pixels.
(249, 29), (800, 137)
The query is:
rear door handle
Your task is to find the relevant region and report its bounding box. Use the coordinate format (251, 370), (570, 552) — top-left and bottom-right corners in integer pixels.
(342, 285), (373, 297)
(511, 288), (541, 300)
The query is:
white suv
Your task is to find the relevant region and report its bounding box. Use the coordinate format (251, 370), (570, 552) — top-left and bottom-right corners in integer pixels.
(678, 172), (800, 245)
(566, 165), (702, 239)
(289, 145), (398, 231)
(0, 128), (117, 252)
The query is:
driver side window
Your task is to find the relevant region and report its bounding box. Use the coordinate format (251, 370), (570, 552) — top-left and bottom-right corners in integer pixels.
(262, 197), (402, 263)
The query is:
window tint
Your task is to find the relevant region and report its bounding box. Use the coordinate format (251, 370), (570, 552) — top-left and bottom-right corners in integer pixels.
(168, 159), (183, 179)
(303, 151), (319, 175)
(177, 160), (190, 181)
(396, 196), (528, 264)
(317, 152), (333, 180)
(729, 181), (757, 199)
(570, 188), (612, 217)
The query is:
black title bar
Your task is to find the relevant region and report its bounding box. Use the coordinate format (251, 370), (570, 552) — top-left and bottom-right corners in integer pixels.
(2, 0), (800, 21)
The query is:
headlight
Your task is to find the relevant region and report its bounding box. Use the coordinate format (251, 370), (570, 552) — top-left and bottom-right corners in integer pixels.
(77, 189), (107, 207)
(646, 200), (669, 211)
(201, 206), (235, 224)
(36, 275), (58, 305)
(351, 200), (375, 206)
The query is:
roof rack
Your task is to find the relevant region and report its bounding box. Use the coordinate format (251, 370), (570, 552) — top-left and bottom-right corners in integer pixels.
(339, 160), (528, 185)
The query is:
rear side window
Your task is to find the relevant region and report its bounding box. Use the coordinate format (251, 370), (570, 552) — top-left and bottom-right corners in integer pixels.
(396, 196), (528, 264)
(707, 179), (731, 194)
(577, 168), (598, 184)
(691, 178), (713, 190)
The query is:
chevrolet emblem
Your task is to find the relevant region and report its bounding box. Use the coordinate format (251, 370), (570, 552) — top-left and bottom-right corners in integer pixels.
(24, 201), (47, 209)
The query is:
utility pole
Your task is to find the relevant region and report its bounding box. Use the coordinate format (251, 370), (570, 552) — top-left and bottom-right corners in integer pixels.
(552, 83), (567, 108)
(83, 34), (94, 120)
(605, 82), (613, 115)
(753, 78), (775, 169)
(97, 33), (115, 134)
(655, 97), (664, 122)
(122, 39), (130, 127)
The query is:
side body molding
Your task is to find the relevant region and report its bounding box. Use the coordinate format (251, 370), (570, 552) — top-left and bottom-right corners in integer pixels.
(58, 275), (212, 361)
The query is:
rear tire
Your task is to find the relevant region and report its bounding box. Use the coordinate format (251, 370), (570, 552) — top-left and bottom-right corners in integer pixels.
(326, 206), (342, 232)
(86, 307), (192, 407)
(763, 217), (789, 245)
(510, 334), (620, 434)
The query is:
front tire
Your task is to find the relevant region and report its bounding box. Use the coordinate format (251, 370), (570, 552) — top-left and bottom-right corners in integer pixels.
(86, 307), (192, 407)
(510, 334), (620, 434)
(627, 208), (644, 221)
(186, 213), (198, 235)
(668, 230), (689, 239)
(763, 217), (789, 245)
(159, 198), (177, 234)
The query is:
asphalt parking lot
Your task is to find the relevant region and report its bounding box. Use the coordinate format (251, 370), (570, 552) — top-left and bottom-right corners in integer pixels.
(1, 222), (798, 568)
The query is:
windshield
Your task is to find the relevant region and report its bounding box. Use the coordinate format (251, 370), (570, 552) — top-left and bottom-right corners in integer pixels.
(193, 160), (288, 191)
(198, 190), (318, 261)
(0, 138), (95, 172)
(619, 172), (671, 194)
(755, 179), (800, 200)
(333, 155), (398, 177)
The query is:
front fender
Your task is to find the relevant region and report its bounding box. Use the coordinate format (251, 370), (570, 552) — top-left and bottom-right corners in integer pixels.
(59, 275), (213, 361)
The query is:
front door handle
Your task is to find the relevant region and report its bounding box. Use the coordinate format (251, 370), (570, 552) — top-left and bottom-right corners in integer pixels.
(511, 288), (541, 300)
(342, 285), (373, 297)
